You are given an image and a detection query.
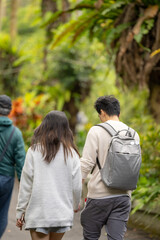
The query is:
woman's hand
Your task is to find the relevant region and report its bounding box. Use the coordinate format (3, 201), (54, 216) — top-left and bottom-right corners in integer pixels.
(16, 214), (25, 230)
(74, 204), (81, 213)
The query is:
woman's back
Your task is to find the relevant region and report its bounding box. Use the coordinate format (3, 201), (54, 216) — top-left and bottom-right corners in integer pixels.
(17, 144), (81, 229)
(16, 111), (82, 240)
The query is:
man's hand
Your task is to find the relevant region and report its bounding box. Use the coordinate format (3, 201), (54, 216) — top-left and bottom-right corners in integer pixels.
(74, 204), (81, 213)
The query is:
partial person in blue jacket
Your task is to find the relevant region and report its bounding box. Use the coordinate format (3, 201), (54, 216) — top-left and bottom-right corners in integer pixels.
(0, 95), (25, 238)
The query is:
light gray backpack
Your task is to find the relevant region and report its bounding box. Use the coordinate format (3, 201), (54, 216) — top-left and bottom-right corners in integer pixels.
(96, 122), (141, 190)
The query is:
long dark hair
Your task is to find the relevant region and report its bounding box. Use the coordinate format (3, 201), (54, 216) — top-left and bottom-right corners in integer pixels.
(31, 111), (80, 163)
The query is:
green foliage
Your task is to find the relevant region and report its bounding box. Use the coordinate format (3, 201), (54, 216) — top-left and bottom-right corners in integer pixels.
(41, 11), (63, 28)
(10, 92), (55, 148)
(14, 3), (45, 93)
(40, 0), (95, 29)
(132, 123), (160, 214)
(78, 72), (160, 214)
(48, 0), (127, 49)
(1, 0), (160, 218)
(119, 90), (160, 214)
(76, 129), (88, 155)
(44, 0), (159, 63)
(49, 44), (92, 86)
(38, 84), (71, 111)
(105, 22), (131, 49)
(134, 19), (154, 44)
(17, 4), (41, 35)
(141, 0), (160, 6)
(50, 11), (99, 49)
(101, 1), (126, 16)
(0, 33), (25, 97)
(43, 37), (102, 116)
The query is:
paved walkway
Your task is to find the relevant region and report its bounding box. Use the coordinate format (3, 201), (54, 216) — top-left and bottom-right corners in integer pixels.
(2, 180), (160, 240)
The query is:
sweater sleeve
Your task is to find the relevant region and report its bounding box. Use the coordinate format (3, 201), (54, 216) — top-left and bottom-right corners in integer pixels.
(80, 127), (98, 179)
(72, 152), (82, 210)
(16, 148), (34, 219)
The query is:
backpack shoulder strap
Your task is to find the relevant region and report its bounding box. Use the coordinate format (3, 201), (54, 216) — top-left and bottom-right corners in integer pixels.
(0, 126), (16, 162)
(127, 127), (136, 138)
(94, 123), (117, 172)
(96, 122), (117, 137)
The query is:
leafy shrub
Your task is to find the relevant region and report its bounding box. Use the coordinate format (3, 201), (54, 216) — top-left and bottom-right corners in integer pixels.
(0, 33), (26, 97)
(132, 123), (160, 214)
(9, 92), (53, 148)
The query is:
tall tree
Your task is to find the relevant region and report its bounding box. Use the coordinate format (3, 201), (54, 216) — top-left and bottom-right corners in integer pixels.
(61, 0), (70, 22)
(46, 0), (160, 122)
(0, 0), (5, 31)
(0, 35), (22, 97)
(10, 0), (19, 40)
(49, 47), (92, 132)
(41, 0), (58, 42)
(41, 0), (92, 132)
(41, 0), (59, 77)
(41, 0), (70, 73)
(0, 0), (3, 31)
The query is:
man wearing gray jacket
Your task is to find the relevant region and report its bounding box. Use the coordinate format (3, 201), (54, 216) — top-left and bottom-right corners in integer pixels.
(80, 95), (140, 240)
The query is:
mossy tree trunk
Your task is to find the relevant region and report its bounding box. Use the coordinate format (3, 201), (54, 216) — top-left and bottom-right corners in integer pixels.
(41, 0), (58, 76)
(113, 5), (160, 121)
(10, 0), (19, 40)
(149, 65), (160, 122)
(0, 0), (6, 31)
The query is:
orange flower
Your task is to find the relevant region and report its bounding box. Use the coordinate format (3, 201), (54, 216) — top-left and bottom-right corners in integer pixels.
(33, 94), (44, 105)
(9, 98), (23, 118)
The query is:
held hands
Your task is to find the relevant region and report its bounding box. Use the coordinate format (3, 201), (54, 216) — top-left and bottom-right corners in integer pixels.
(74, 204), (81, 213)
(16, 213), (25, 230)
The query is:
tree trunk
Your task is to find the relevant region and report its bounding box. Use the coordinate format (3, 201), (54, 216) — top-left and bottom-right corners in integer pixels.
(0, 0), (6, 31)
(113, 7), (160, 120)
(41, 0), (71, 84)
(62, 78), (91, 134)
(41, 0), (58, 83)
(149, 65), (160, 122)
(41, 0), (58, 41)
(63, 96), (79, 134)
(10, 0), (19, 40)
(0, 0), (3, 30)
(61, 0), (70, 23)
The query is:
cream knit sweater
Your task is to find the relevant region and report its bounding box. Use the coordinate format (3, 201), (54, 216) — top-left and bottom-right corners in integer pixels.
(16, 144), (82, 229)
(81, 120), (140, 199)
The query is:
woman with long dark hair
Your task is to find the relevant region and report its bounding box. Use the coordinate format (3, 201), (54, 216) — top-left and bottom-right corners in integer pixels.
(16, 111), (82, 240)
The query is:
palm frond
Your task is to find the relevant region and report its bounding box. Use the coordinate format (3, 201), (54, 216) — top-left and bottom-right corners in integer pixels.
(50, 10), (99, 49)
(105, 22), (131, 47)
(41, 11), (63, 28)
(72, 12), (99, 43)
(42, 1), (95, 28)
(51, 21), (78, 49)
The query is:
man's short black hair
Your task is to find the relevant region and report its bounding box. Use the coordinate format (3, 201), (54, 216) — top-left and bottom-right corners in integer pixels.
(94, 95), (120, 116)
